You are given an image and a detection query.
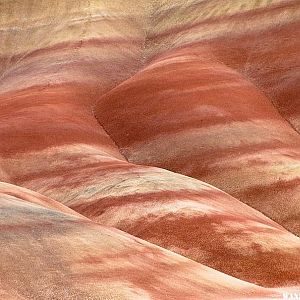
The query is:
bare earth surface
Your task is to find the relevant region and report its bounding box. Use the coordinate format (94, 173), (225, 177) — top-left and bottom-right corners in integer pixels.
(0, 0), (299, 299)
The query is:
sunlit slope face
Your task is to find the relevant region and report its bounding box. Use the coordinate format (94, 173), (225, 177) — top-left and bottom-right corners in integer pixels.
(0, 0), (145, 178)
(1, 52), (299, 289)
(146, 0), (300, 131)
(0, 0), (149, 93)
(0, 182), (281, 300)
(1, 78), (300, 289)
(95, 0), (300, 236)
(0, 0), (299, 297)
(5, 143), (300, 287)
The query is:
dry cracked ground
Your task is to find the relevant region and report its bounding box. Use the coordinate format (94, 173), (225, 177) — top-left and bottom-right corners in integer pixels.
(0, 0), (300, 299)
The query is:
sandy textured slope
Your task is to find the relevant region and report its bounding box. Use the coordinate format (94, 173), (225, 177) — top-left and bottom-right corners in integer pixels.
(0, 0), (299, 298)
(1, 63), (300, 285)
(95, 43), (300, 236)
(2, 182), (282, 299)
(94, 0), (300, 236)
(5, 144), (300, 286)
(147, 0), (300, 131)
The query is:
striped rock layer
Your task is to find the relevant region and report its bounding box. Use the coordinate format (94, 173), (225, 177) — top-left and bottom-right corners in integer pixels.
(0, 0), (299, 298)
(2, 182), (282, 299)
(95, 0), (300, 235)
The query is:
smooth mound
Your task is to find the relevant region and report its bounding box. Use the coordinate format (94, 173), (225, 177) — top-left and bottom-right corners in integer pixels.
(0, 0), (299, 298)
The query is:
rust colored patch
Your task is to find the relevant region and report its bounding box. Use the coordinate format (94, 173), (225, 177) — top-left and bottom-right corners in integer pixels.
(123, 213), (300, 287)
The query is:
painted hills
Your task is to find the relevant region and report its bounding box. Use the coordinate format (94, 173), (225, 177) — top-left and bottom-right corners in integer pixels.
(0, 0), (299, 299)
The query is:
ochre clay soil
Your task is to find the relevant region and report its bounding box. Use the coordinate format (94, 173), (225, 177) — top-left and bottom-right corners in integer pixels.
(0, 1), (299, 298)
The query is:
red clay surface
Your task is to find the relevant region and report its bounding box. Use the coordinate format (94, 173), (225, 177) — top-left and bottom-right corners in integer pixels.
(0, 0), (299, 298)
